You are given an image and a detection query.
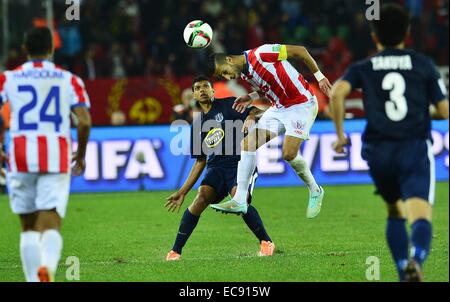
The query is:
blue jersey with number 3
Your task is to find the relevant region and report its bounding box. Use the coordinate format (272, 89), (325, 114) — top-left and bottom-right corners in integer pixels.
(342, 48), (447, 143)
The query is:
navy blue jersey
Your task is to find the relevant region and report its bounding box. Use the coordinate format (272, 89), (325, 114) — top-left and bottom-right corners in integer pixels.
(342, 48), (447, 143)
(190, 97), (250, 168)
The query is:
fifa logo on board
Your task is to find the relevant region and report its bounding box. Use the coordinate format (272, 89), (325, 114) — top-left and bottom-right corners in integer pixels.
(365, 0), (380, 21)
(65, 0), (80, 21)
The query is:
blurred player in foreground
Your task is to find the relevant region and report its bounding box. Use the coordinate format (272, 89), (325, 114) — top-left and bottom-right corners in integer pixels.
(209, 44), (332, 217)
(164, 76), (275, 260)
(0, 27), (91, 281)
(330, 4), (448, 281)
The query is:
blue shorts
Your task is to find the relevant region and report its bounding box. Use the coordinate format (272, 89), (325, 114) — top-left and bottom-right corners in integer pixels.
(361, 139), (435, 205)
(200, 166), (258, 204)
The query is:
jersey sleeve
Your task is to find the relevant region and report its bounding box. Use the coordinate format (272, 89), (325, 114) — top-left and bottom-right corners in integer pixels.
(426, 59), (447, 105)
(341, 63), (362, 89)
(0, 73), (7, 105)
(190, 120), (206, 159)
(255, 44), (288, 63)
(69, 75), (91, 109)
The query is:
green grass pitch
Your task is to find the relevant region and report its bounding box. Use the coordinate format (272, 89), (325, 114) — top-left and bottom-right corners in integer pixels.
(0, 183), (448, 282)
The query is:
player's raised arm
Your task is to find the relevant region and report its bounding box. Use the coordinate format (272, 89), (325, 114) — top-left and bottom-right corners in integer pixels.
(284, 45), (332, 96)
(329, 79), (352, 153)
(165, 158), (206, 213)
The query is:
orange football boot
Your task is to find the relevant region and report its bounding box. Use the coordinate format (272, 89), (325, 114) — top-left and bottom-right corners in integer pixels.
(166, 250), (181, 261)
(37, 266), (54, 282)
(258, 240), (275, 256)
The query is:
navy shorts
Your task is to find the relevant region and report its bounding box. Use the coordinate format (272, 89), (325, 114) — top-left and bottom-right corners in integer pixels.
(200, 166), (258, 204)
(361, 139), (435, 205)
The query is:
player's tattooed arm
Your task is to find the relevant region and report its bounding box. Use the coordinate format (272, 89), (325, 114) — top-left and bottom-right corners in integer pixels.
(285, 45), (332, 96)
(330, 80), (352, 154)
(165, 158), (206, 213)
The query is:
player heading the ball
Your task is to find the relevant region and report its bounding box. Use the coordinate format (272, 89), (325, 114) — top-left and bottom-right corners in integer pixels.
(208, 44), (332, 217)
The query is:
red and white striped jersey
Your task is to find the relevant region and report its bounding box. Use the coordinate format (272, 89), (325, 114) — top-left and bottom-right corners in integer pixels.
(0, 60), (90, 174)
(242, 44), (316, 108)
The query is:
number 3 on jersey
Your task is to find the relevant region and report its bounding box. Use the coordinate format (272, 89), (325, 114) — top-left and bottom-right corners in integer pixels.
(382, 72), (408, 121)
(18, 85), (62, 131)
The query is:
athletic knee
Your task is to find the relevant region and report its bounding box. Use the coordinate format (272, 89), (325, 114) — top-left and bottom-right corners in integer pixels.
(192, 195), (210, 211)
(282, 150), (298, 162)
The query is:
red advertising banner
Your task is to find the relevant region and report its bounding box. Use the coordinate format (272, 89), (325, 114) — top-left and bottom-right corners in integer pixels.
(85, 76), (193, 125)
(84, 76), (364, 125)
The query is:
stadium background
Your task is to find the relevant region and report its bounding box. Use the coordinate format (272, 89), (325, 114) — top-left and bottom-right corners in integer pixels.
(0, 0), (448, 283)
(1, 0), (447, 192)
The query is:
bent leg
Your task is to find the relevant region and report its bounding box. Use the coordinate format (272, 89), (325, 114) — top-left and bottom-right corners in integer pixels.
(172, 186), (217, 255)
(188, 185), (218, 216)
(230, 186), (272, 244)
(283, 135), (319, 192)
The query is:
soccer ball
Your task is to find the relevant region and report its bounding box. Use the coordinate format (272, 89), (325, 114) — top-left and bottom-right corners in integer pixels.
(183, 20), (213, 49)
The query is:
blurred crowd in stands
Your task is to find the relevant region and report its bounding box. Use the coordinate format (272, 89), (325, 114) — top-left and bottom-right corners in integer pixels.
(1, 0), (449, 124)
(4, 0), (449, 79)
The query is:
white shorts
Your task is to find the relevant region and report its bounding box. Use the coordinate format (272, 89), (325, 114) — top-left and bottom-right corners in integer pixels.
(256, 97), (318, 140)
(7, 173), (71, 218)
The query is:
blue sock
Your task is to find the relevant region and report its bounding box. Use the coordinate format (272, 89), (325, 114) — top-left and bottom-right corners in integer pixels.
(242, 205), (272, 243)
(410, 219), (432, 266)
(172, 208), (200, 254)
(386, 218), (409, 280)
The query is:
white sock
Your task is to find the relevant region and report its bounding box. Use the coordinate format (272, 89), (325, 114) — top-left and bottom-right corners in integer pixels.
(234, 151), (257, 204)
(20, 231), (42, 282)
(287, 154), (320, 192)
(40, 230), (63, 274)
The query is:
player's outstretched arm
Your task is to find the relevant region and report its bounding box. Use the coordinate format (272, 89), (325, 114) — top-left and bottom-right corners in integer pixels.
(72, 106), (91, 176)
(165, 158), (206, 213)
(285, 45), (332, 96)
(330, 80), (352, 154)
(233, 92), (258, 113)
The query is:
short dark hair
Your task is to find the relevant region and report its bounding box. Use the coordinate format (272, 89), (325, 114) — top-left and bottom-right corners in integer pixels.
(207, 53), (227, 76)
(24, 27), (53, 56)
(372, 3), (410, 47)
(192, 75), (211, 91)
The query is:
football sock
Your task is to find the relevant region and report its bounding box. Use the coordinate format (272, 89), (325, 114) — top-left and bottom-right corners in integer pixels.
(242, 205), (272, 243)
(234, 151), (257, 204)
(386, 218), (409, 280)
(172, 208), (200, 254)
(20, 231), (42, 282)
(287, 154), (320, 192)
(410, 219), (432, 266)
(40, 230), (63, 274)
